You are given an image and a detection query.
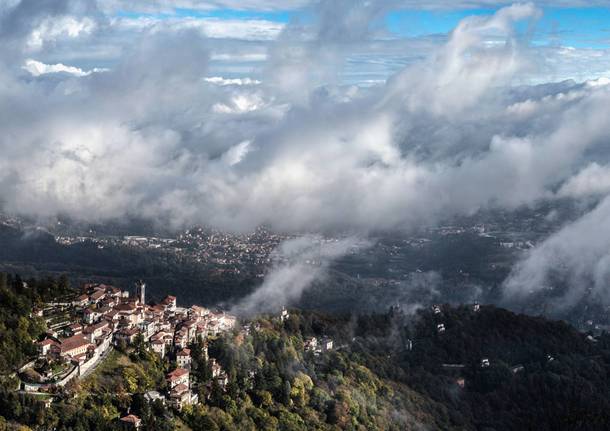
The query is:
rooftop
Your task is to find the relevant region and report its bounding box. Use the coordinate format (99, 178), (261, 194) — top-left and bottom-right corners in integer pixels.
(59, 335), (91, 353)
(167, 368), (189, 381)
(120, 414), (141, 425)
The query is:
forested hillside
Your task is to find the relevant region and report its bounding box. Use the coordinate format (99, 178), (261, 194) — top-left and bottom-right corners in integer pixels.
(2, 274), (610, 430)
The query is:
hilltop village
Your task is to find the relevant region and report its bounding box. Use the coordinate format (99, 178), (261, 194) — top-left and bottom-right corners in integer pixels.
(22, 281), (240, 417)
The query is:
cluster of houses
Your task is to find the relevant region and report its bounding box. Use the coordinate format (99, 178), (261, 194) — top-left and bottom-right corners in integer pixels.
(434, 302), (480, 334)
(304, 336), (334, 355)
(30, 281), (236, 412)
(25, 283), (342, 428)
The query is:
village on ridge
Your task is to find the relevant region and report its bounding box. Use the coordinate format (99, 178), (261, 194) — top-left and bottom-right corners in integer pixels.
(18, 281), (333, 428)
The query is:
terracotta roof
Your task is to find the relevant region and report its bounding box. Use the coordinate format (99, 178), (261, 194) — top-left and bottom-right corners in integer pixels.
(150, 332), (165, 341)
(177, 348), (191, 357)
(167, 368), (189, 381)
(83, 321), (108, 333)
(120, 414), (141, 424)
(38, 339), (57, 346)
(90, 290), (106, 300)
(171, 383), (189, 395)
(59, 335), (91, 353)
(115, 303), (137, 312)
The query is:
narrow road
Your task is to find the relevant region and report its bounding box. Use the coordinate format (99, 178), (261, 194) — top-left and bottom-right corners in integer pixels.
(80, 346), (113, 380)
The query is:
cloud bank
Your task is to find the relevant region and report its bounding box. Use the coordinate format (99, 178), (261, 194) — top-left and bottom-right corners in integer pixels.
(504, 196), (610, 307)
(3, 1), (610, 307)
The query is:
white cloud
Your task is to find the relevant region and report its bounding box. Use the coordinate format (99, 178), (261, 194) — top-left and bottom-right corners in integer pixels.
(230, 236), (366, 315)
(212, 93), (266, 113)
(111, 16), (284, 41)
(210, 53), (268, 62)
(205, 76), (261, 85)
(22, 59), (106, 77)
(27, 16), (95, 50)
(504, 196), (610, 307)
(199, 18), (284, 40)
(558, 163), (610, 198)
(3, 1), (610, 244)
(221, 140), (252, 165)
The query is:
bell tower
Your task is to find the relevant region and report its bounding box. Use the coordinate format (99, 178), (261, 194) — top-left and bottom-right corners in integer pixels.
(135, 280), (146, 305)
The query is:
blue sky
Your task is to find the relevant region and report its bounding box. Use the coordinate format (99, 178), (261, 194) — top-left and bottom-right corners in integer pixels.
(20, 2), (610, 85)
(119, 5), (610, 49)
(386, 7), (610, 48)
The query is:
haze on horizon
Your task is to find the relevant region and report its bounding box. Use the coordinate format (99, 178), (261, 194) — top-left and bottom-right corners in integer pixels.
(2, 0), (610, 305)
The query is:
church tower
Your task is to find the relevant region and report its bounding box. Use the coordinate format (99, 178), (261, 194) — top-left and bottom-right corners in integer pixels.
(135, 280), (146, 306)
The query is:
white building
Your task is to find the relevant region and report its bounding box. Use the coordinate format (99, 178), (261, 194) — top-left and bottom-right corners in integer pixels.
(166, 368), (189, 389)
(176, 348), (192, 369)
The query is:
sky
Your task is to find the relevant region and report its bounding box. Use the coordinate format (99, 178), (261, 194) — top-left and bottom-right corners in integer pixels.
(3, 1), (610, 307)
(9, 1), (610, 83)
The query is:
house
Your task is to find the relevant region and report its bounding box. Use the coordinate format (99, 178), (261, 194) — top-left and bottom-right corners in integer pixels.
(68, 323), (83, 335)
(144, 391), (165, 404)
(481, 358), (490, 368)
(83, 321), (110, 342)
(210, 359), (223, 378)
(183, 319), (198, 342)
(104, 309), (120, 322)
(72, 294), (89, 307)
(37, 338), (57, 356)
(319, 337), (334, 352)
(119, 414), (141, 429)
(115, 327), (140, 345)
(169, 384), (198, 410)
(115, 302), (141, 326)
(161, 296), (177, 312)
(210, 360), (229, 388)
(54, 335), (93, 359)
(166, 368), (189, 389)
(190, 305), (209, 318)
(304, 337), (317, 352)
(105, 285), (123, 298)
(84, 308), (102, 324)
(216, 371), (228, 388)
(176, 348), (191, 368)
(473, 302), (480, 312)
(138, 320), (156, 341)
(280, 307), (289, 322)
(174, 328), (189, 349)
(151, 339), (166, 358)
(89, 288), (106, 304)
(437, 324), (446, 333)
